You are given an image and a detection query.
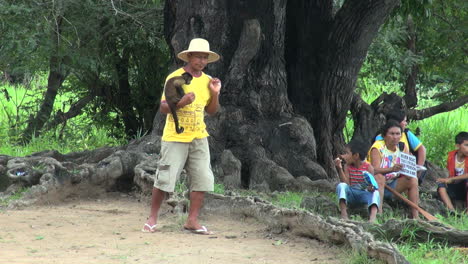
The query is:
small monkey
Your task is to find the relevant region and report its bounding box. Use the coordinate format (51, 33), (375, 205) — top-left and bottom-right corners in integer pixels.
(164, 72), (193, 133)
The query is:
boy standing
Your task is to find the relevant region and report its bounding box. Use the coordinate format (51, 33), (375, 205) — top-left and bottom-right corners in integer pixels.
(436, 132), (468, 213)
(335, 139), (383, 222)
(142, 38), (221, 234)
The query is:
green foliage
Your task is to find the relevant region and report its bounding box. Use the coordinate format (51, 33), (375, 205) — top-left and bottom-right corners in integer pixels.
(370, 209), (468, 263)
(408, 106), (468, 168)
(174, 180), (188, 194)
(365, 0), (467, 99)
(435, 212), (468, 231)
(270, 191), (303, 209)
(397, 241), (467, 264)
(213, 183), (225, 194)
(0, 79), (125, 155)
(341, 250), (385, 264)
(357, 67), (403, 100)
(0, 0), (169, 139)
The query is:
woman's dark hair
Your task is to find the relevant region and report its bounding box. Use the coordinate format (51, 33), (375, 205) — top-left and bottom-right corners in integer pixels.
(385, 110), (406, 123)
(381, 119), (402, 137)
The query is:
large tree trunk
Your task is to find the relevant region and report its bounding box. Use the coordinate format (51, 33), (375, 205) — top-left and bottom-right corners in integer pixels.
(159, 0), (328, 191)
(157, 0), (401, 189)
(403, 15), (419, 108)
(114, 47), (140, 137)
(286, 0), (400, 178)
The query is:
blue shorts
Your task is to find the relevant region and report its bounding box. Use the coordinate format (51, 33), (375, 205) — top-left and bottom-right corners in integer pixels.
(384, 179), (398, 199)
(336, 183), (380, 209)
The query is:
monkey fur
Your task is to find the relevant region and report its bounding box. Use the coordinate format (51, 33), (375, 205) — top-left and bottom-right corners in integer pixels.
(164, 72), (193, 133)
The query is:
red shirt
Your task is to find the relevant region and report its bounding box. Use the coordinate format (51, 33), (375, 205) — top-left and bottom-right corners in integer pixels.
(447, 150), (468, 178)
(348, 162), (370, 186)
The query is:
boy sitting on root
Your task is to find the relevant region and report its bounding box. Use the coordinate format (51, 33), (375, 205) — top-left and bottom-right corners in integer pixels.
(436, 131), (468, 214)
(335, 139), (384, 222)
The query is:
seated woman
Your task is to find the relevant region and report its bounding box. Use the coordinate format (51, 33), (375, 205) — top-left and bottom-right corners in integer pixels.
(368, 120), (420, 219)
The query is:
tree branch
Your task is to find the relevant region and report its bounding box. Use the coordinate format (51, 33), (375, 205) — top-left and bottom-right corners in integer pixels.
(46, 94), (95, 130)
(407, 95), (468, 121)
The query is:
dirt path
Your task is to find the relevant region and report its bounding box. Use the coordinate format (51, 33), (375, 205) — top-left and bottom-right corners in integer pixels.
(0, 193), (345, 264)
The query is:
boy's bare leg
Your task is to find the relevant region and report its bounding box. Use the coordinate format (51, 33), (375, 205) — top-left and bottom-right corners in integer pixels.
(369, 204), (378, 223)
(143, 188), (166, 231)
(437, 187), (455, 210)
(339, 199), (349, 220)
(184, 191), (205, 230)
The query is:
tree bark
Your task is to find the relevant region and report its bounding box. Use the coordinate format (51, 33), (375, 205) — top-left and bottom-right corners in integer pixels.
(45, 94), (95, 131)
(157, 0), (402, 188)
(287, 0), (400, 178)
(403, 15), (419, 108)
(351, 92), (468, 148)
(408, 95), (468, 121)
(114, 47), (140, 137)
(161, 0), (329, 191)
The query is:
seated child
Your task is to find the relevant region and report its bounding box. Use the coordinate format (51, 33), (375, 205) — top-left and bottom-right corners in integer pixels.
(436, 132), (468, 213)
(335, 139), (383, 222)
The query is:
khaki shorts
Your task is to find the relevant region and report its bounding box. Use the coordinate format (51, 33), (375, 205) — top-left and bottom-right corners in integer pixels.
(154, 138), (214, 192)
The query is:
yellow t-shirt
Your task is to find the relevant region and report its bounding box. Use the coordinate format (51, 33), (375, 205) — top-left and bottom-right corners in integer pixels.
(161, 68), (212, 142)
(367, 140), (407, 169)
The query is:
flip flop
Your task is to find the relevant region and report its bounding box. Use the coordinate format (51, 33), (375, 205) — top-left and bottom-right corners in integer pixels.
(141, 223), (157, 233)
(184, 225), (213, 235)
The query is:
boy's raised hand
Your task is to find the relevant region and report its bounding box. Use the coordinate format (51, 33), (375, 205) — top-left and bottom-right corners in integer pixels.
(334, 158), (342, 169)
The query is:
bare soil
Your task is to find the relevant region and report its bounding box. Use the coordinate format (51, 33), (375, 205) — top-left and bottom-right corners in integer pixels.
(0, 193), (345, 264)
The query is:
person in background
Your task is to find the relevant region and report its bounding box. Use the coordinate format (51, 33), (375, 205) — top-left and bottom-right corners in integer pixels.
(368, 120), (420, 219)
(375, 111), (427, 185)
(436, 132), (468, 213)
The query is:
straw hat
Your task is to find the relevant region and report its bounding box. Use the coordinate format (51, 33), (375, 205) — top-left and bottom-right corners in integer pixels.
(177, 38), (220, 63)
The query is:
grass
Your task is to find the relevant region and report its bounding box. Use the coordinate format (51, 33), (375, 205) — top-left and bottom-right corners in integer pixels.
(229, 186), (467, 264)
(0, 187), (29, 206)
(436, 212), (468, 230)
(270, 191), (303, 209)
(213, 183), (225, 194)
(397, 241), (468, 264)
(341, 250), (385, 264)
(0, 78), (125, 157)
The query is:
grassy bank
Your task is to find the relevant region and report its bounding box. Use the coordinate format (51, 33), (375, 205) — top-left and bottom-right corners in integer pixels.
(0, 77), (125, 156)
(235, 190), (467, 264)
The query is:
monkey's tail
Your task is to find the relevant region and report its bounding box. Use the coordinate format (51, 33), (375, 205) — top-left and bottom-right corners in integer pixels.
(169, 105), (184, 134)
(176, 126), (184, 134)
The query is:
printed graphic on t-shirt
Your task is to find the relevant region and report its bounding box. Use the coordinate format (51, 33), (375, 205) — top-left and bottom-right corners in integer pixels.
(167, 104), (204, 133)
(380, 149), (400, 169)
(455, 159), (465, 176)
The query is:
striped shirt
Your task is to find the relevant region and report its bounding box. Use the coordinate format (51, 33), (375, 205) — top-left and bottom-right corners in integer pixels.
(348, 162), (370, 188)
